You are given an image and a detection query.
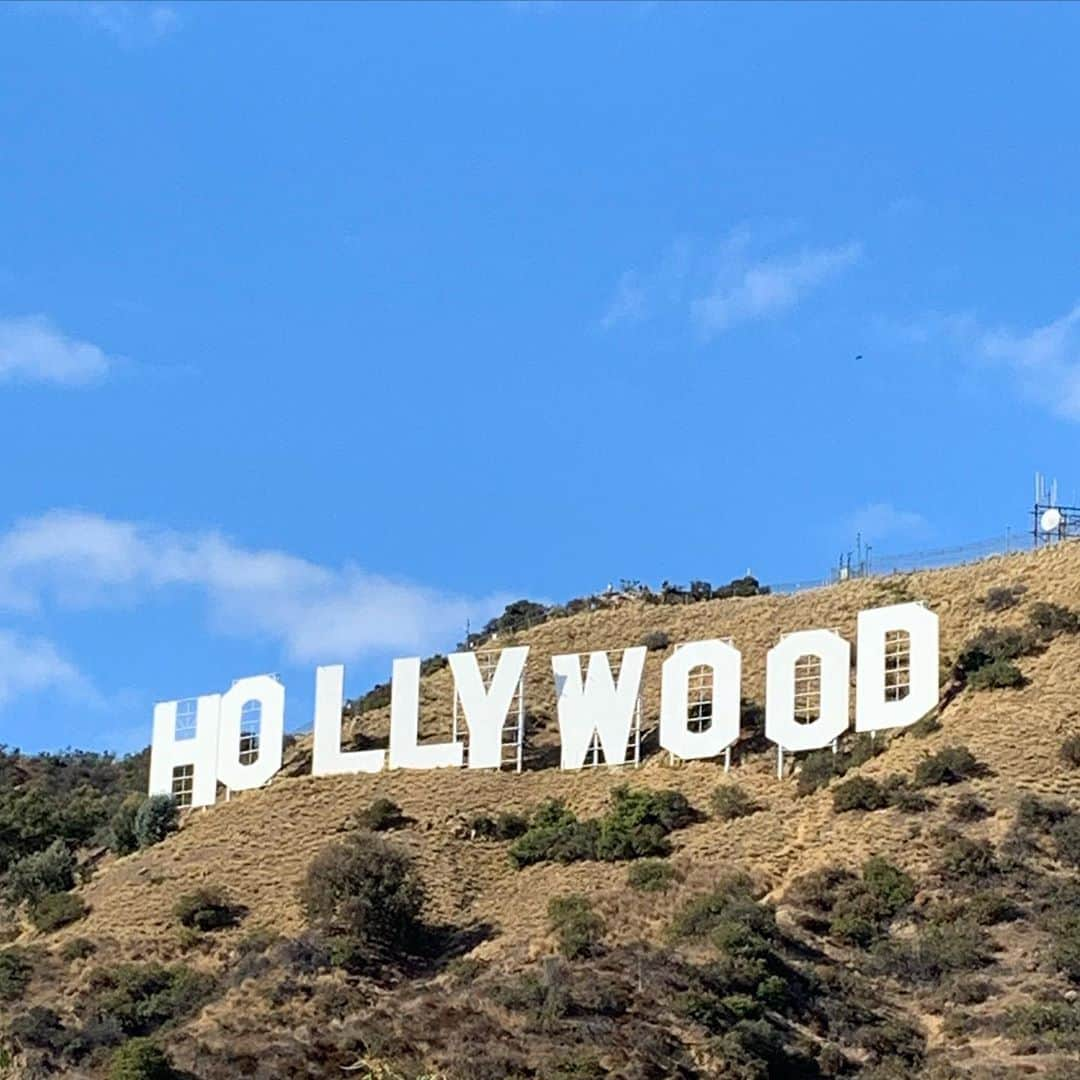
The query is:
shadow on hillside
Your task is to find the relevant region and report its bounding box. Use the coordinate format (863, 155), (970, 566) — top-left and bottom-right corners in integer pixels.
(409, 920), (496, 976)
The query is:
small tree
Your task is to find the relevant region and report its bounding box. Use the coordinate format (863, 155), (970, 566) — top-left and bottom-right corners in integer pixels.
(173, 887), (241, 932)
(348, 798), (407, 832)
(548, 895), (605, 959)
(832, 776), (887, 813)
(6, 840), (75, 906)
(134, 796), (179, 850)
(109, 794), (147, 856)
(710, 784), (759, 821)
(301, 832), (425, 952)
(30, 892), (88, 933)
(108, 1038), (177, 1080)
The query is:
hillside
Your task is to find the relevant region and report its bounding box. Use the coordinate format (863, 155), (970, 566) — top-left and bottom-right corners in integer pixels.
(4, 543), (1080, 1079)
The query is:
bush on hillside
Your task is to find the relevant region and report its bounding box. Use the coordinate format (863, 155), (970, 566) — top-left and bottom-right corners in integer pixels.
(30, 891), (88, 933)
(107, 1038), (177, 1080)
(301, 832), (425, 953)
(1061, 735), (1080, 769)
(968, 659), (1025, 690)
(347, 798), (407, 832)
(951, 792), (991, 823)
(982, 585), (1024, 612)
(627, 859), (679, 893)
(641, 630), (670, 652)
(796, 736), (884, 797)
(832, 776), (887, 813)
(508, 787), (695, 868)
(914, 746), (982, 787)
(108, 794), (146, 856)
(710, 784), (759, 821)
(937, 837), (998, 882)
(787, 857), (914, 948)
(173, 887), (242, 932)
(85, 962), (216, 1037)
(134, 796), (178, 850)
(1015, 794), (1072, 832)
(1028, 601), (1080, 639)
(8, 1005), (71, 1053)
(60, 937), (97, 962)
(1052, 816), (1080, 867)
(668, 874), (765, 942)
(0, 946), (32, 1000)
(468, 811), (528, 841)
(869, 921), (992, 984)
(956, 626), (1036, 675)
(548, 895), (605, 960)
(5, 839), (75, 906)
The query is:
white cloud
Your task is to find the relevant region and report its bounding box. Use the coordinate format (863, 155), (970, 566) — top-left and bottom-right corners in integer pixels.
(36, 2), (181, 46)
(0, 511), (510, 663)
(692, 243), (862, 338)
(0, 630), (96, 708)
(978, 303), (1080, 422)
(599, 233), (861, 339)
(849, 502), (928, 544)
(889, 302), (1080, 424)
(0, 315), (113, 386)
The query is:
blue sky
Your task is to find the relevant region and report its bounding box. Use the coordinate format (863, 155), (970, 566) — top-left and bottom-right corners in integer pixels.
(2, 2), (1079, 753)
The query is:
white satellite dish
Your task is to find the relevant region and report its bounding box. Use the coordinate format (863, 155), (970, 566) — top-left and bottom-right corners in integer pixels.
(1041, 507), (1063, 534)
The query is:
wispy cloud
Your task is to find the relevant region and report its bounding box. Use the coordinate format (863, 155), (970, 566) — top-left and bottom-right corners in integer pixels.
(849, 502), (929, 544)
(0, 629), (97, 708)
(0, 315), (113, 386)
(40, 2), (181, 47)
(890, 302), (1080, 423)
(599, 232), (862, 340)
(978, 303), (1080, 422)
(692, 243), (862, 338)
(0, 511), (510, 664)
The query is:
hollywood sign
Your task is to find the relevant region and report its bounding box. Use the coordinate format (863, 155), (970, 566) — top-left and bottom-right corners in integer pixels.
(148, 601), (938, 808)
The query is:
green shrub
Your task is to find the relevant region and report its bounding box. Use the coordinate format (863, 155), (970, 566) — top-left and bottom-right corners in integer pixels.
(863, 856), (917, 912)
(914, 745), (981, 787)
(832, 776), (887, 813)
(1061, 735), (1080, 768)
(1016, 793), (1072, 831)
(86, 962), (215, 1037)
(469, 811), (527, 841)
(881, 774), (932, 812)
(134, 796), (179, 850)
(627, 859), (678, 892)
(951, 792), (991, 822)
(507, 800), (597, 868)
(1004, 1000), (1080, 1052)
(60, 937), (97, 962)
(1028, 601), (1080, 639)
(548, 895), (605, 959)
(710, 783), (759, 821)
(0, 946), (32, 1000)
(108, 794), (146, 856)
(508, 787), (694, 868)
(6, 839), (75, 906)
(641, 630), (670, 652)
(107, 1037), (177, 1080)
(870, 921), (991, 983)
(668, 874), (763, 941)
(173, 887), (241, 931)
(1052, 816), (1080, 867)
(968, 659), (1025, 690)
(956, 626), (1036, 675)
(796, 750), (840, 796)
(937, 837), (998, 882)
(30, 891), (88, 933)
(300, 832), (425, 953)
(8, 1005), (71, 1053)
(982, 585), (1024, 612)
(348, 798), (407, 832)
